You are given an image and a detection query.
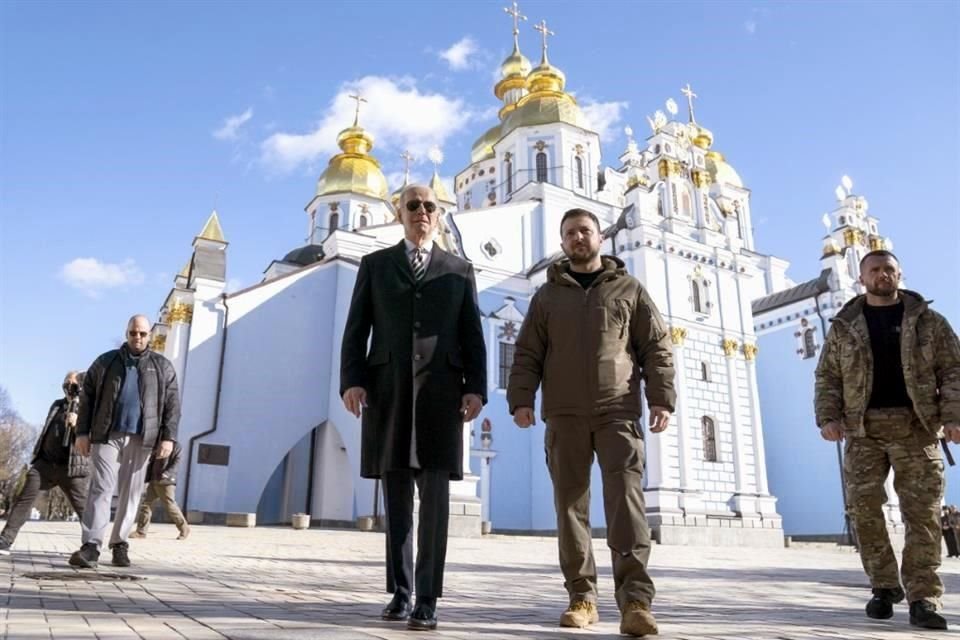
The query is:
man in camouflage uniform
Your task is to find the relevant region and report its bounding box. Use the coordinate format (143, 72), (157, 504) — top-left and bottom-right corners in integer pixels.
(815, 250), (960, 630)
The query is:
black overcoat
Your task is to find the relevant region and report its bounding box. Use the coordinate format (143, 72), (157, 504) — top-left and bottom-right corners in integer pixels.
(340, 241), (487, 480)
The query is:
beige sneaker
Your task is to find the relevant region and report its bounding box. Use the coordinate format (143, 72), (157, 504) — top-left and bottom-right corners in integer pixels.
(620, 601), (658, 636)
(559, 600), (599, 628)
(176, 524), (191, 540)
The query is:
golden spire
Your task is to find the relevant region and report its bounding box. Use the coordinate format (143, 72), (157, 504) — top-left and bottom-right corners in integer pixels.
(681, 83), (698, 124)
(533, 18), (555, 64)
(197, 210), (226, 243)
(348, 93), (367, 127)
(400, 150), (414, 185)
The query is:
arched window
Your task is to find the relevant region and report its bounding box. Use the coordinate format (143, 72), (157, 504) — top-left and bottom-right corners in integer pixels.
(505, 158), (513, 194)
(575, 155), (584, 189)
(536, 152), (548, 183)
(692, 280), (704, 314)
(358, 214), (369, 228)
(681, 191), (691, 217)
(701, 361), (710, 382)
(803, 328), (817, 359)
(329, 212), (339, 231)
(701, 416), (717, 462)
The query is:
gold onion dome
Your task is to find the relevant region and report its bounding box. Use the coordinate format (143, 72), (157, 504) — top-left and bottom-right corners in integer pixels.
(692, 124), (714, 150)
(705, 150), (743, 189)
(498, 42), (532, 82)
(470, 123), (502, 164)
(316, 125), (389, 200)
(503, 52), (588, 134)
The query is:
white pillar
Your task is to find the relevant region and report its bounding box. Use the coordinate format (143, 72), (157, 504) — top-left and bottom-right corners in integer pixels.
(166, 300), (192, 396)
(743, 352), (769, 495)
(723, 345), (747, 494)
(450, 423), (480, 499)
(673, 339), (693, 492)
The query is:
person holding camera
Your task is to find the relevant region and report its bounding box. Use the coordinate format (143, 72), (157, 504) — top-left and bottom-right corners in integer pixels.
(0, 371), (89, 555)
(69, 314), (180, 569)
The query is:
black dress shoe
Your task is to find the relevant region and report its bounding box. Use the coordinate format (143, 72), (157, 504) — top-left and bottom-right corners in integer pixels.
(407, 600), (438, 631)
(910, 600), (948, 630)
(381, 594), (412, 621)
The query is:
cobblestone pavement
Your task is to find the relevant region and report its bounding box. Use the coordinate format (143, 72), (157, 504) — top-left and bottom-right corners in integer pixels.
(1, 521), (958, 639)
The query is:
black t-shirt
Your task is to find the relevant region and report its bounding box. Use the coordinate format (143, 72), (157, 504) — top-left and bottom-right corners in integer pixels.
(38, 402), (69, 465)
(863, 301), (912, 409)
(569, 268), (604, 290)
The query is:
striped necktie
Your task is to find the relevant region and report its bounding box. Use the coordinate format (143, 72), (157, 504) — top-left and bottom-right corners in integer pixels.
(411, 248), (426, 281)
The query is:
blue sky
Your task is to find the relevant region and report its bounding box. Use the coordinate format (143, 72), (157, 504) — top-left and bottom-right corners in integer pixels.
(1, 1), (957, 428)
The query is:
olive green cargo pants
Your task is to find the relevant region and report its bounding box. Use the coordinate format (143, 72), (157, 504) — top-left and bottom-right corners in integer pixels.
(545, 416), (654, 610)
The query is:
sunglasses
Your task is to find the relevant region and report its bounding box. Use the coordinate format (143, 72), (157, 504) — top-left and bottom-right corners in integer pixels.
(405, 199), (437, 214)
(128, 331), (149, 338)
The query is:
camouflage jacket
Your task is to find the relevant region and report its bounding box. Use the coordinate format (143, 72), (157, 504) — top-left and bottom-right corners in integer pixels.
(814, 289), (960, 437)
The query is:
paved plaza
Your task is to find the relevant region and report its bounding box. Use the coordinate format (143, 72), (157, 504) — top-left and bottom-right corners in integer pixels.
(1, 521), (957, 639)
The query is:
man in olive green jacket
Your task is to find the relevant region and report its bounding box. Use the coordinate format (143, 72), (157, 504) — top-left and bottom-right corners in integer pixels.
(815, 250), (960, 631)
(508, 208), (675, 637)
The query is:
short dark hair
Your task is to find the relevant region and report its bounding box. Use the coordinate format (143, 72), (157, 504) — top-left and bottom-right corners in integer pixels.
(560, 208), (601, 235)
(859, 249), (899, 271)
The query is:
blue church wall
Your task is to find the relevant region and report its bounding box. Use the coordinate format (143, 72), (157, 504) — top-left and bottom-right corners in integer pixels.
(756, 323), (845, 535)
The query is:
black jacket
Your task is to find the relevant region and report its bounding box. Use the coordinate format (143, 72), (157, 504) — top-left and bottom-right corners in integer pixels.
(31, 399), (89, 478)
(340, 241), (487, 480)
(77, 345), (180, 448)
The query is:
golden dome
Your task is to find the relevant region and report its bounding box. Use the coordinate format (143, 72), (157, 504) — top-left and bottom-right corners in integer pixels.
(692, 124), (714, 149)
(499, 42), (532, 80)
(316, 125), (389, 200)
(705, 150), (743, 188)
(502, 51), (588, 135)
(471, 123), (502, 164)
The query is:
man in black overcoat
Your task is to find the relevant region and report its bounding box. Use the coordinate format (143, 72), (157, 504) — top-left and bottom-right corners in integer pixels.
(340, 184), (487, 631)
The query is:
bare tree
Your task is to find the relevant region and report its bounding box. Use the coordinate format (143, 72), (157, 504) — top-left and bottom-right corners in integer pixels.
(0, 386), (37, 514)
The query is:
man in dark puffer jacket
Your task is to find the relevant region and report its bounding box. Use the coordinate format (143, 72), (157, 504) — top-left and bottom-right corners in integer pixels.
(69, 314), (180, 569)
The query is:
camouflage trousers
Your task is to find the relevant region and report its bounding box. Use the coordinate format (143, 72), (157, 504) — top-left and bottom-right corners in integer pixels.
(844, 408), (944, 604)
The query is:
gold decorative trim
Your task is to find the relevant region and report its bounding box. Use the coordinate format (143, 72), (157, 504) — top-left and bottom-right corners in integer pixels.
(722, 338), (739, 357)
(150, 334), (167, 353)
(168, 301), (193, 325)
(670, 326), (688, 346)
(691, 169), (712, 189)
(658, 158), (683, 179)
(743, 343), (759, 361)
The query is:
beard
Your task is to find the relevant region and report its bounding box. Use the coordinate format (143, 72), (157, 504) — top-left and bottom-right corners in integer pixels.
(564, 243), (600, 265)
(866, 280), (898, 297)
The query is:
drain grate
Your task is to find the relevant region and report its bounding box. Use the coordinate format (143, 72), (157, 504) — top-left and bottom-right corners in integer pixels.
(22, 571), (146, 582)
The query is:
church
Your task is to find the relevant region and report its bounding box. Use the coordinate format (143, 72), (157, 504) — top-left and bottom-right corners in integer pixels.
(147, 6), (895, 545)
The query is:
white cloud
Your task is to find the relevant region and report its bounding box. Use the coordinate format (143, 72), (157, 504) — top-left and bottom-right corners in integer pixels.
(439, 37), (478, 71)
(581, 99), (629, 143)
(744, 20), (757, 35)
(260, 76), (473, 173)
(60, 258), (145, 298)
(213, 107), (254, 140)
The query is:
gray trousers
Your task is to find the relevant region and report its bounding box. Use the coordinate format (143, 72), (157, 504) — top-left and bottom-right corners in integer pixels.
(545, 416), (655, 610)
(80, 433), (152, 549)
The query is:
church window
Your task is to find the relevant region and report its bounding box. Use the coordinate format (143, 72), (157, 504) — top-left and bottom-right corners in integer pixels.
(464, 191), (472, 210)
(681, 191), (691, 218)
(498, 342), (516, 389)
(701, 416), (718, 462)
(691, 280), (704, 314)
(358, 214), (369, 228)
(329, 212), (339, 231)
(701, 361), (710, 382)
(803, 328), (818, 359)
(575, 155), (584, 189)
(505, 158), (513, 193)
(536, 152), (548, 182)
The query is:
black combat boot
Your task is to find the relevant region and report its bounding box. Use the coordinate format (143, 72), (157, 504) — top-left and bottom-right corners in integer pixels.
(910, 600), (948, 630)
(68, 543), (100, 569)
(865, 586), (905, 619)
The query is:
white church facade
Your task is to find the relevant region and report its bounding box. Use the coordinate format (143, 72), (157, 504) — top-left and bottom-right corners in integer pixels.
(145, 9), (885, 546)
